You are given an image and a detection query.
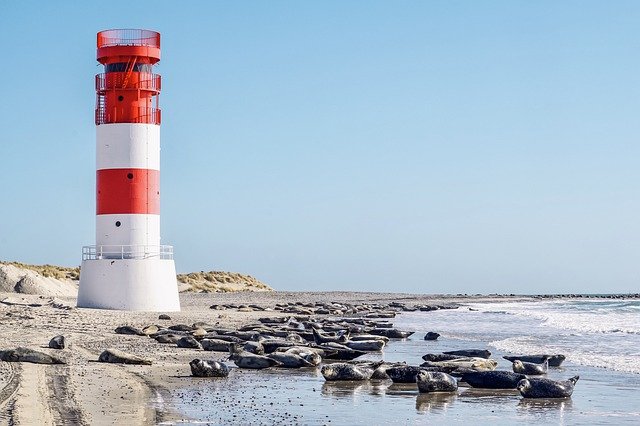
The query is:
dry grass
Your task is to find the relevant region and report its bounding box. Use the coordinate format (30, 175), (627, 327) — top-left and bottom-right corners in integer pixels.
(176, 271), (273, 293)
(0, 261), (80, 281)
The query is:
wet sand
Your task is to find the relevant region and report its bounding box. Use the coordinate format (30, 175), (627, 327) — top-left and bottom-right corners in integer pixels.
(0, 291), (637, 425)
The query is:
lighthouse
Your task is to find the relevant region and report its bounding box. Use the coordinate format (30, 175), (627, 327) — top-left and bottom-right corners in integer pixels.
(78, 29), (180, 311)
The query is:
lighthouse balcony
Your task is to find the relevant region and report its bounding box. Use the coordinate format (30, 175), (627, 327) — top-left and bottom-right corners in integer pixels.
(82, 245), (173, 261)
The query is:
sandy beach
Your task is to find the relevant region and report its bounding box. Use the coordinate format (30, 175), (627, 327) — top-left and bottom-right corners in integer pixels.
(1, 292), (638, 425)
(0, 291), (484, 424)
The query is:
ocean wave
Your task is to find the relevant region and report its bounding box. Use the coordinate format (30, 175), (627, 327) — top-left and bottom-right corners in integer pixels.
(465, 301), (640, 335)
(490, 336), (640, 375)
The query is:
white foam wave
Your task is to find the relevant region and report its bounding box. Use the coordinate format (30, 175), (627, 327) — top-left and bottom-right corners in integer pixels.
(465, 301), (640, 335)
(490, 336), (640, 375)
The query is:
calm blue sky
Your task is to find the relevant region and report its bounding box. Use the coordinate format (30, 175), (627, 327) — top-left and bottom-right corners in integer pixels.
(0, 1), (638, 294)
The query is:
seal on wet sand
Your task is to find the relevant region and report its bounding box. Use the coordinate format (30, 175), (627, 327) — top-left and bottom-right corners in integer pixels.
(460, 371), (526, 389)
(503, 354), (565, 367)
(189, 359), (230, 377)
(229, 344), (281, 369)
(512, 359), (548, 375)
(321, 363), (375, 381)
(443, 349), (491, 359)
(416, 371), (458, 393)
(517, 376), (579, 398)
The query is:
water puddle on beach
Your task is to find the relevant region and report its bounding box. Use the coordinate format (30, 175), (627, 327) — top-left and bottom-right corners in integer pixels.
(167, 304), (640, 425)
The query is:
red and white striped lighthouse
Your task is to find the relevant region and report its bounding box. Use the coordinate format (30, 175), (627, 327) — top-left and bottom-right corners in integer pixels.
(78, 29), (180, 311)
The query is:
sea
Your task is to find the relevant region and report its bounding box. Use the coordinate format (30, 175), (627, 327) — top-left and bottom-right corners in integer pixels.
(167, 298), (640, 425)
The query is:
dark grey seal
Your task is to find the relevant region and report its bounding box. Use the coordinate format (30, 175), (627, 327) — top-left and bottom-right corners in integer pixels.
(267, 352), (319, 368)
(177, 336), (203, 349)
(201, 339), (232, 352)
(503, 354), (566, 367)
(460, 371), (526, 389)
(424, 332), (440, 341)
(229, 344), (281, 369)
(512, 359), (548, 375)
(416, 371), (458, 393)
(0, 347), (65, 364)
(321, 363), (374, 381)
(189, 359), (230, 377)
(114, 325), (146, 336)
(368, 328), (414, 339)
(48, 335), (65, 350)
(422, 353), (466, 362)
(443, 349), (491, 359)
(517, 376), (579, 398)
(98, 348), (152, 365)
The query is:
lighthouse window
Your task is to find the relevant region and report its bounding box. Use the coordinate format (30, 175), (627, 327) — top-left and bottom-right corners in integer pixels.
(115, 221), (121, 227)
(105, 63), (153, 73)
(118, 95), (124, 101)
(127, 173), (134, 179)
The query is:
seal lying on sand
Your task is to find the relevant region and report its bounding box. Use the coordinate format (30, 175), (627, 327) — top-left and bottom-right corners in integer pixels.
(267, 352), (321, 368)
(443, 349), (491, 359)
(229, 344), (281, 369)
(416, 371), (458, 393)
(421, 357), (497, 372)
(460, 371), (526, 389)
(189, 359), (230, 377)
(503, 354), (565, 367)
(512, 359), (548, 375)
(517, 376), (579, 398)
(98, 348), (152, 365)
(321, 363), (375, 381)
(0, 347), (65, 364)
(422, 353), (466, 362)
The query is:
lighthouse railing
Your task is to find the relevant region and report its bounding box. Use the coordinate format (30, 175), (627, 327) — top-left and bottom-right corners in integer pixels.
(82, 245), (174, 260)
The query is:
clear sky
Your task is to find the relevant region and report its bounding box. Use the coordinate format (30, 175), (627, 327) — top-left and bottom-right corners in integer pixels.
(0, 1), (638, 294)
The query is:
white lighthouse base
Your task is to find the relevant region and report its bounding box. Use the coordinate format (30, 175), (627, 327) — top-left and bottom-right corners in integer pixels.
(77, 258), (181, 311)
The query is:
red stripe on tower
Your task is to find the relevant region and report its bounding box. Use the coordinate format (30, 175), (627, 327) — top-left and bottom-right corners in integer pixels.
(96, 169), (160, 215)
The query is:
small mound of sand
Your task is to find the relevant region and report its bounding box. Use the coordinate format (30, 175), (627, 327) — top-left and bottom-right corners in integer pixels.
(177, 271), (273, 293)
(1, 261), (273, 296)
(0, 263), (79, 297)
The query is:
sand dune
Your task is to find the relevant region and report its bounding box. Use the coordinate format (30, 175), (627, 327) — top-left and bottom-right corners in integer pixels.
(0, 261), (273, 297)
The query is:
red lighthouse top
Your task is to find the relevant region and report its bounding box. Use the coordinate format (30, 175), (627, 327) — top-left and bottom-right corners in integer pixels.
(97, 29), (161, 64)
(95, 29), (162, 125)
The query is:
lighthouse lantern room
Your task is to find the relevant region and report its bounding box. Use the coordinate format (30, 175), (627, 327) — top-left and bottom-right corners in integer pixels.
(78, 29), (180, 311)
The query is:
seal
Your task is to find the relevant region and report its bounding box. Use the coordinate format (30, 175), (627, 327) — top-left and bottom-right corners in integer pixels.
(443, 349), (491, 359)
(517, 376), (579, 398)
(48, 335), (65, 350)
(312, 328), (350, 344)
(200, 339), (232, 352)
(416, 371), (458, 393)
(189, 359), (230, 377)
(421, 357), (497, 372)
(503, 354), (565, 367)
(424, 332), (440, 341)
(512, 359), (548, 375)
(422, 353), (466, 362)
(98, 348), (151, 365)
(229, 344), (281, 369)
(460, 371), (526, 389)
(176, 336), (203, 350)
(321, 363), (375, 381)
(267, 352), (319, 368)
(345, 340), (386, 352)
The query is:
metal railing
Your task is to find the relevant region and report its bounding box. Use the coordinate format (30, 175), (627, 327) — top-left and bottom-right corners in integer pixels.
(82, 245), (174, 260)
(97, 29), (160, 48)
(95, 106), (161, 125)
(96, 72), (161, 92)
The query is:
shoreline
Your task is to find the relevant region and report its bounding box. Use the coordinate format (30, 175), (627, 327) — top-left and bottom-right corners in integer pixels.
(0, 291), (638, 424)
